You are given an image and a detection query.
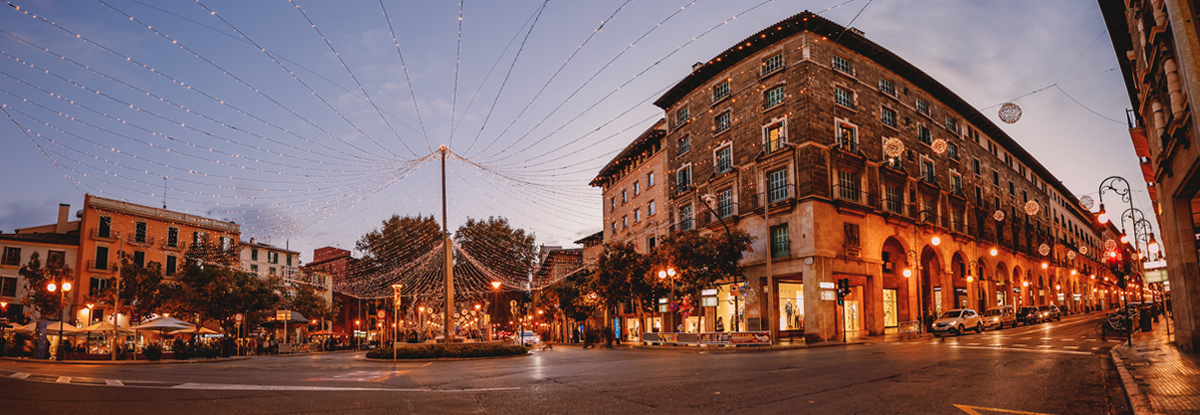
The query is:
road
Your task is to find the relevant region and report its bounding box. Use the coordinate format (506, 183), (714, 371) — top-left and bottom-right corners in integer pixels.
(0, 312), (1130, 414)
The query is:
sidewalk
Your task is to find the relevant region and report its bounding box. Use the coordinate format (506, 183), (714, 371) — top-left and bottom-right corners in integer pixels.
(1110, 317), (1200, 415)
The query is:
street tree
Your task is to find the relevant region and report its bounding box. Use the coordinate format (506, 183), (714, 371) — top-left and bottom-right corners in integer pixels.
(18, 252), (73, 320)
(352, 214), (442, 296)
(284, 282), (339, 324)
(591, 241), (654, 338)
(653, 229), (754, 296)
(162, 241), (283, 333)
(454, 217), (537, 289)
(90, 252), (167, 319)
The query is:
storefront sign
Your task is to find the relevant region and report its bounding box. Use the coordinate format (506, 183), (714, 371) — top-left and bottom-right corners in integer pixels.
(1073, 294), (1082, 301)
(276, 310), (290, 321)
(701, 289), (718, 296)
(698, 332), (730, 345)
(701, 297), (717, 307)
(821, 290), (836, 301)
(730, 332), (771, 345)
(819, 282), (836, 290)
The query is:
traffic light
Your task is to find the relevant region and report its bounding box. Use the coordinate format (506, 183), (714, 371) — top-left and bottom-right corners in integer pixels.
(836, 278), (850, 305)
(1105, 248), (1129, 289)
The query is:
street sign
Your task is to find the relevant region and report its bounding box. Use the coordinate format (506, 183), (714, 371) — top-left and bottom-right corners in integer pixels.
(234, 313), (243, 322)
(377, 309), (385, 319)
(276, 310), (290, 320)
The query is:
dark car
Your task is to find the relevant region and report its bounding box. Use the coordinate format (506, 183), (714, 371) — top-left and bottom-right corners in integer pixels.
(1016, 306), (1042, 325)
(1038, 305), (1061, 322)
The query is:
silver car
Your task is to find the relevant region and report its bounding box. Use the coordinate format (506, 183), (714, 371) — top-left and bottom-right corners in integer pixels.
(931, 309), (983, 336)
(983, 305), (1016, 329)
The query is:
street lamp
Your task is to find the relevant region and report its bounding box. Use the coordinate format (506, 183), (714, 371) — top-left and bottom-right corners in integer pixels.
(1, 301), (7, 355)
(490, 281), (501, 340)
(699, 192), (744, 334)
(47, 280), (72, 359)
(908, 209), (940, 333)
(657, 267), (676, 332)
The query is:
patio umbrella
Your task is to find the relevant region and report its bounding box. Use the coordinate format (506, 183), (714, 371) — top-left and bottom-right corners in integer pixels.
(80, 321), (134, 334)
(129, 316), (195, 332)
(11, 321), (38, 334)
(168, 327), (220, 335)
(44, 321), (81, 335)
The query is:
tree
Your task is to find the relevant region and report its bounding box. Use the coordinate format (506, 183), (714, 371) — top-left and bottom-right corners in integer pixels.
(544, 269), (597, 324)
(19, 252), (73, 320)
(89, 252), (167, 319)
(284, 282), (339, 324)
(164, 241), (283, 333)
(356, 215), (442, 276)
(653, 229), (754, 296)
(591, 241), (657, 338)
(454, 217), (537, 288)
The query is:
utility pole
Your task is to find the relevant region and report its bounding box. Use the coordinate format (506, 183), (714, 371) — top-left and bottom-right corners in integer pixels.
(441, 146), (454, 343)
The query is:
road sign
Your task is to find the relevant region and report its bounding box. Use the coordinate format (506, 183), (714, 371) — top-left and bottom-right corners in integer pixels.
(377, 309), (386, 319)
(276, 310), (290, 321)
(234, 313), (243, 322)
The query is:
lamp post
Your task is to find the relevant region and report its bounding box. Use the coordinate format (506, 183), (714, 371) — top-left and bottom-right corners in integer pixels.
(657, 267), (676, 332)
(1096, 176), (1148, 346)
(905, 209), (939, 333)
(47, 280), (72, 360)
(1, 301), (7, 355)
(490, 281), (501, 340)
(699, 192), (742, 333)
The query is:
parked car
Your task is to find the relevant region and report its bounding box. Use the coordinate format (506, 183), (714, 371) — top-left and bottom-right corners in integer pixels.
(1038, 305), (1062, 322)
(512, 330), (540, 346)
(931, 309), (983, 336)
(983, 305), (1016, 329)
(1016, 306), (1043, 325)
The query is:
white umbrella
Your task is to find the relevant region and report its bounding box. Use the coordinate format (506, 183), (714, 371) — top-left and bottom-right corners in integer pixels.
(11, 321), (38, 334)
(80, 321), (133, 334)
(44, 321), (81, 335)
(168, 327), (219, 335)
(129, 316), (195, 332)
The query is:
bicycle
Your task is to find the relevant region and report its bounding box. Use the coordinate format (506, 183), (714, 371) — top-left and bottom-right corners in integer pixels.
(1095, 313), (1132, 340)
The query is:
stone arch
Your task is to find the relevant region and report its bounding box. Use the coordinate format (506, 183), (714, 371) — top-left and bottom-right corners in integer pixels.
(950, 252), (968, 310)
(880, 236), (911, 326)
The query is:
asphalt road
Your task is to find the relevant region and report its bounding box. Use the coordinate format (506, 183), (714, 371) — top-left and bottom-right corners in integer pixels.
(0, 312), (1131, 415)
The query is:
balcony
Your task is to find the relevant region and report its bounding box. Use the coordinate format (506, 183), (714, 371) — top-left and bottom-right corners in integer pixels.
(161, 241), (187, 252)
(90, 228), (119, 242)
(125, 234), (156, 248)
(88, 260), (112, 273)
(832, 184), (880, 214)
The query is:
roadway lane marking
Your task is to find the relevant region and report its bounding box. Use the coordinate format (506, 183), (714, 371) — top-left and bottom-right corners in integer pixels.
(954, 403), (1057, 414)
(1063, 346), (1080, 350)
(1035, 345), (1054, 348)
(106, 379), (123, 386)
(165, 383), (522, 392)
(10, 372), (29, 379)
(1061, 338), (1074, 341)
(55, 376), (71, 383)
(1012, 344), (1026, 347)
(967, 343), (980, 346)
(951, 345), (1093, 356)
(306, 370), (409, 382)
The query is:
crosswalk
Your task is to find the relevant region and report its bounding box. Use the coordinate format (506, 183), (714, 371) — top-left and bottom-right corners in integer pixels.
(878, 317), (1127, 354)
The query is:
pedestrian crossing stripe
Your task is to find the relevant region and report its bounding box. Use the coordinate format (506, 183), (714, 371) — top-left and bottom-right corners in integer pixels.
(305, 370), (408, 382)
(954, 403), (1058, 414)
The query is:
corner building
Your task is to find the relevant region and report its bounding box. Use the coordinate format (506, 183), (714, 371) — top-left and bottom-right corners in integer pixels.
(653, 12), (1122, 342)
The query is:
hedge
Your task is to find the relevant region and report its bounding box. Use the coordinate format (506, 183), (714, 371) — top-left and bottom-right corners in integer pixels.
(366, 343), (527, 359)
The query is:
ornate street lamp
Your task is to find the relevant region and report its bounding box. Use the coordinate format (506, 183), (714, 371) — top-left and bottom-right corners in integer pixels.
(47, 280), (72, 359)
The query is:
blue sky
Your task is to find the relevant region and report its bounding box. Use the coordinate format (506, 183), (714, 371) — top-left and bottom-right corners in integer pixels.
(0, 0), (1152, 262)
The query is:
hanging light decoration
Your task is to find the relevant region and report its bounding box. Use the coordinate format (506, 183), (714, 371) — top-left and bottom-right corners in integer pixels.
(1079, 246), (1088, 255)
(931, 138), (948, 155)
(884, 138), (905, 160)
(999, 102), (1022, 123)
(1038, 243), (1051, 256)
(1023, 200), (1040, 216)
(1079, 195), (1094, 210)
(993, 210), (1006, 222)
(1067, 251), (1077, 260)
(1104, 239), (1117, 251)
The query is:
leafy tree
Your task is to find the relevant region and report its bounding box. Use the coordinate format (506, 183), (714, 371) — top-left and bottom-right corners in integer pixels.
(89, 252), (166, 319)
(284, 282), (339, 323)
(19, 252), (73, 319)
(591, 241), (656, 333)
(454, 217), (537, 289)
(163, 241), (283, 333)
(653, 229), (754, 295)
(356, 215), (442, 277)
(544, 269), (597, 324)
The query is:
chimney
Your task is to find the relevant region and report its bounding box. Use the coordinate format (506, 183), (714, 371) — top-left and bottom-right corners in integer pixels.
(56, 204), (70, 234)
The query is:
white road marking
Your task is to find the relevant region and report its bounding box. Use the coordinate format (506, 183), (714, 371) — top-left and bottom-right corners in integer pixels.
(55, 376), (71, 383)
(951, 345), (1093, 356)
(106, 379), (124, 386)
(1061, 338), (1075, 341)
(1012, 344), (1026, 347)
(1091, 347), (1100, 350)
(967, 343), (980, 346)
(1063, 346), (1080, 350)
(10, 372), (29, 379)
(165, 383), (522, 392)
(1036, 345), (1054, 348)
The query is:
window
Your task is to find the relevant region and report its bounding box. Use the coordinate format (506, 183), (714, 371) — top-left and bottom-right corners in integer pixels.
(648, 200), (656, 216)
(1, 277), (16, 297)
(251, 248), (259, 261)
(647, 172), (655, 187)
(610, 197), (616, 212)
(1008, 181), (1015, 196)
(975, 186), (983, 206)
(916, 98), (930, 115)
(832, 55), (853, 74)
(770, 225), (789, 258)
(251, 263), (259, 273)
(46, 250), (65, 268)
(167, 227), (178, 248)
(715, 145), (732, 174)
(767, 169), (788, 203)
(945, 116), (958, 133)
(762, 53), (784, 75)
(764, 85), (785, 108)
(921, 158), (935, 184)
(611, 222), (617, 234)
(950, 172), (963, 195)
(834, 86), (854, 108)
(622, 216), (628, 229)
(885, 184), (903, 213)
(838, 170), (861, 202)
(947, 143), (958, 160)
(714, 111), (731, 133)
(270, 267), (277, 276)
(95, 246), (108, 270)
(1, 247), (19, 266)
(713, 80), (730, 102)
(922, 198), (937, 224)
(98, 216), (111, 238)
(88, 277), (109, 296)
(678, 135), (691, 154)
(633, 181), (641, 196)
(836, 122), (858, 152)
(881, 107), (896, 127)
(676, 165), (692, 190)
(287, 254), (293, 266)
(634, 208), (642, 223)
(674, 106), (689, 127)
(679, 205), (693, 231)
(972, 158), (981, 175)
(166, 255), (177, 276)
(953, 210), (966, 233)
(717, 188), (734, 218)
(622, 190), (628, 204)
(879, 78), (895, 96)
(133, 251), (145, 267)
(764, 121), (786, 154)
(918, 125), (932, 145)
(1022, 191), (1028, 203)
(135, 221), (147, 243)
(647, 236), (657, 250)
(992, 170), (1000, 186)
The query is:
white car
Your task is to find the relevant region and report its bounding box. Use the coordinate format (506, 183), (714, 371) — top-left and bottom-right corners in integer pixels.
(512, 330), (540, 346)
(931, 309), (983, 336)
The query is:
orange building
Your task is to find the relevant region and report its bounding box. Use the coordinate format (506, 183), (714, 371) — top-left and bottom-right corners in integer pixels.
(75, 194), (240, 323)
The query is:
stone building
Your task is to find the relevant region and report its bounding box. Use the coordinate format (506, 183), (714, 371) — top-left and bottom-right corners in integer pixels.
(1099, 0), (1200, 351)
(646, 11), (1123, 343)
(0, 204), (79, 323)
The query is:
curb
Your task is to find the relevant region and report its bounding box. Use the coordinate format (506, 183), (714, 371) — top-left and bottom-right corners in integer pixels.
(1, 356), (251, 365)
(362, 351), (531, 363)
(632, 340), (865, 352)
(1110, 346), (1152, 415)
